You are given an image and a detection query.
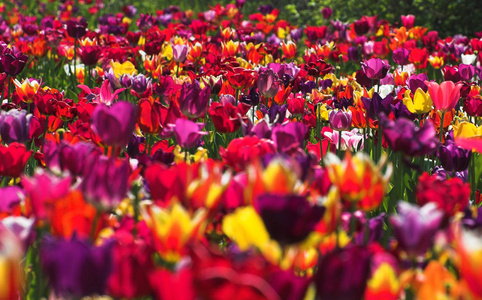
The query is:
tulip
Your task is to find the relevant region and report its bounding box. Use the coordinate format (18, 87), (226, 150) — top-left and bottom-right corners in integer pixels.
(329, 109), (352, 131)
(0, 143), (31, 178)
(131, 74), (152, 94)
(219, 136), (276, 172)
(390, 202), (443, 257)
(110, 60), (138, 78)
(401, 14), (415, 28)
(324, 152), (392, 211)
(315, 245), (372, 300)
(0, 186), (24, 213)
(172, 118), (207, 149)
(178, 80), (211, 119)
(416, 172), (470, 216)
(323, 128), (364, 151)
(254, 193), (325, 245)
(365, 263), (400, 300)
(0, 47), (28, 76)
(22, 171), (71, 220)
(142, 202), (206, 262)
(459, 64), (476, 81)
(438, 132), (471, 173)
(222, 205), (271, 252)
(107, 232), (154, 298)
(0, 109), (30, 144)
(464, 95), (482, 117)
(257, 67), (280, 98)
(13, 78), (41, 103)
(66, 18), (88, 38)
(380, 115), (438, 157)
(361, 93), (393, 120)
(172, 44), (189, 63)
(271, 122), (308, 154)
(81, 155), (131, 209)
(91, 101), (136, 147)
(40, 235), (114, 298)
(402, 88), (433, 114)
(321, 6), (333, 19)
(79, 45), (102, 66)
(426, 80), (462, 113)
(408, 73), (428, 93)
(209, 101), (250, 133)
(361, 58), (390, 80)
(392, 48), (410, 65)
(136, 13), (155, 32)
(136, 98), (167, 134)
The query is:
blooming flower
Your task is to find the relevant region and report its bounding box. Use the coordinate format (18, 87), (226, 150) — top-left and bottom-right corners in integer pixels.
(402, 88), (433, 114)
(390, 202), (443, 257)
(91, 101), (137, 147)
(0, 109), (30, 144)
(426, 80), (462, 113)
(142, 202), (206, 262)
(324, 152), (392, 211)
(40, 235), (114, 298)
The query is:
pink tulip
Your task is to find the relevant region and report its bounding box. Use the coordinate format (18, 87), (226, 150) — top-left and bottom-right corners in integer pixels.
(426, 80), (462, 113)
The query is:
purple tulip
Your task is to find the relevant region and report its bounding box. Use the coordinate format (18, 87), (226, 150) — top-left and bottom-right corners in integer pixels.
(0, 109), (30, 144)
(265, 103), (288, 125)
(459, 64), (476, 81)
(66, 18), (88, 39)
(173, 118), (207, 149)
(361, 58), (390, 80)
(131, 74), (152, 94)
(136, 13), (155, 32)
(0, 47), (28, 76)
(438, 131), (471, 173)
(361, 92), (393, 120)
(329, 109), (352, 131)
(408, 73), (429, 93)
(40, 235), (114, 297)
(257, 67), (280, 98)
(91, 101), (136, 147)
(392, 48), (410, 65)
(315, 245), (371, 300)
(81, 155), (130, 209)
(390, 202), (443, 256)
(172, 44), (189, 63)
(380, 115), (438, 157)
(321, 7), (333, 19)
(271, 121), (308, 154)
(178, 80), (211, 119)
(255, 193), (325, 245)
(347, 46), (359, 61)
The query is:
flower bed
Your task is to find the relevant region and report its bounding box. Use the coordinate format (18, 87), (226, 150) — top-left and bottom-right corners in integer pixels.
(0, 1), (481, 299)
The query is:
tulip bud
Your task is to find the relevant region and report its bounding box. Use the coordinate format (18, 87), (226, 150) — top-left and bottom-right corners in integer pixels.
(329, 109), (352, 131)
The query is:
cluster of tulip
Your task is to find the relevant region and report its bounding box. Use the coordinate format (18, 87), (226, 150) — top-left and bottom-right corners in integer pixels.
(0, 0), (482, 299)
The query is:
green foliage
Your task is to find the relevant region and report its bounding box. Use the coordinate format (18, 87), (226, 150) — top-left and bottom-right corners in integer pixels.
(122, 0), (480, 37)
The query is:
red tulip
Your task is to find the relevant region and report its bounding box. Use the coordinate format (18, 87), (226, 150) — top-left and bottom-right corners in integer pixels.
(0, 143), (31, 178)
(426, 81), (463, 113)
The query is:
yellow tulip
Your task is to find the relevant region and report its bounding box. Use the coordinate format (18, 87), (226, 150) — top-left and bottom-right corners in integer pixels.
(403, 88), (433, 114)
(452, 121), (482, 138)
(222, 206), (270, 251)
(110, 60), (137, 78)
(365, 263), (400, 300)
(142, 202), (206, 262)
